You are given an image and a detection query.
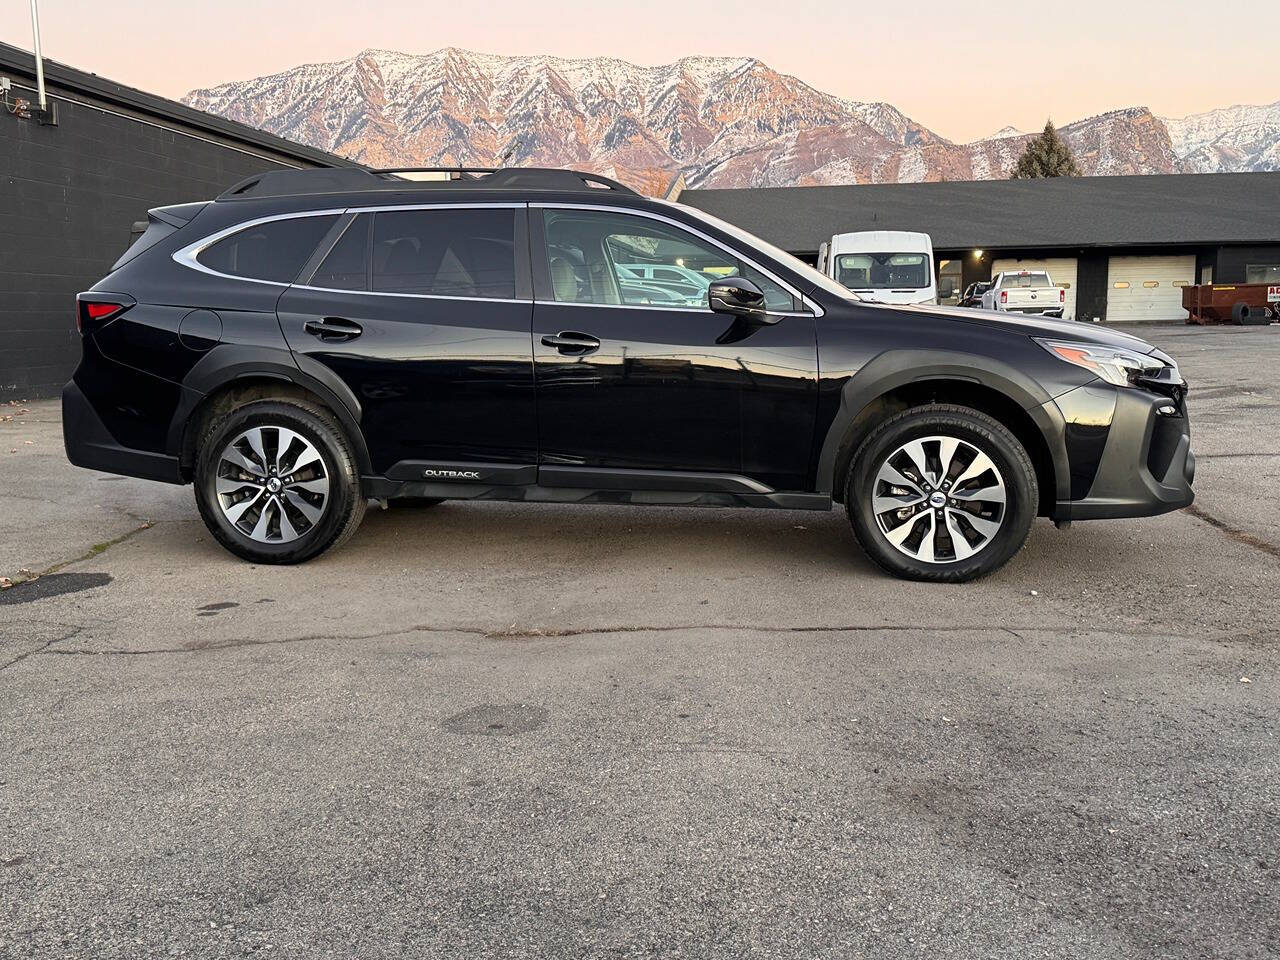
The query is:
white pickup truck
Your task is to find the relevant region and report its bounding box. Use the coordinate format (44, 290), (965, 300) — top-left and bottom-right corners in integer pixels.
(980, 270), (1066, 318)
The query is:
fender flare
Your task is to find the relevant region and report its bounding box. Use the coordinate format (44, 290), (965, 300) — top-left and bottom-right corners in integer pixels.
(814, 349), (1070, 499)
(166, 347), (371, 476)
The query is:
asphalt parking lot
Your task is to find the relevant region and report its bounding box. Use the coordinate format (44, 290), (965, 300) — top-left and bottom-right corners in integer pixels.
(2, 323), (1278, 959)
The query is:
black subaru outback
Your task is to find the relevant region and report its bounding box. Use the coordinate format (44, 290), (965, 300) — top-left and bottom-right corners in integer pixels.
(63, 167), (1194, 581)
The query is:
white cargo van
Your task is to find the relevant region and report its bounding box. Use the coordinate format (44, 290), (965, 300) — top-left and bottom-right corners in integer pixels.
(817, 231), (937, 305)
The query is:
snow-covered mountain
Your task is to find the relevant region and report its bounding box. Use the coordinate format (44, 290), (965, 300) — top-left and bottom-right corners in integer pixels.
(1163, 101), (1280, 173)
(181, 48), (1278, 191)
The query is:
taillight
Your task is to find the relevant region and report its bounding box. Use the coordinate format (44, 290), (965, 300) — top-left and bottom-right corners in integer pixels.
(1000, 290), (1008, 304)
(1060, 289), (1066, 303)
(76, 294), (134, 335)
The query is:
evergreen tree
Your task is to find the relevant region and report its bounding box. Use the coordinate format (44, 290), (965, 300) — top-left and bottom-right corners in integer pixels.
(1011, 121), (1082, 179)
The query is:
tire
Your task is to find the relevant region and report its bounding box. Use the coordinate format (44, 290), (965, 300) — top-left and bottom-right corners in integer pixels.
(388, 497), (446, 509)
(193, 398), (366, 564)
(845, 404), (1037, 583)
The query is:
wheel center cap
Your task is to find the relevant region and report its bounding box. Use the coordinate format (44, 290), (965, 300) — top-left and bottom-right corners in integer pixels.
(266, 477), (282, 494)
(928, 491), (946, 508)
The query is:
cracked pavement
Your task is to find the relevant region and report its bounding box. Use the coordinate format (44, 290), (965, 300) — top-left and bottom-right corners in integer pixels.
(1, 325), (1278, 959)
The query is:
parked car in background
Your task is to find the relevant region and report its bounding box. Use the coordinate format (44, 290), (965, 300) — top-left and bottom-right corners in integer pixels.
(64, 167), (1194, 582)
(981, 270), (1066, 318)
(817, 231), (937, 305)
(959, 281), (991, 309)
(615, 262), (711, 304)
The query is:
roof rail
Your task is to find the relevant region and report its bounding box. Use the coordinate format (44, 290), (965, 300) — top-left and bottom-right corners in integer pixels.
(218, 166), (640, 200)
(479, 168), (639, 195)
(371, 167), (498, 179)
(218, 168), (375, 199)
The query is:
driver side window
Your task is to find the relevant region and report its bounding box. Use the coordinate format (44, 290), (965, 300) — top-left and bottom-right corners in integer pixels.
(542, 210), (801, 313)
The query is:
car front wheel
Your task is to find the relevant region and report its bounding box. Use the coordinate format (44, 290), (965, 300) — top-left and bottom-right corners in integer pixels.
(846, 404), (1037, 582)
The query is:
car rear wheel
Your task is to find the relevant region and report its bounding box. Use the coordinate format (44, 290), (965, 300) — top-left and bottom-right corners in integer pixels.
(194, 399), (366, 564)
(846, 404), (1037, 582)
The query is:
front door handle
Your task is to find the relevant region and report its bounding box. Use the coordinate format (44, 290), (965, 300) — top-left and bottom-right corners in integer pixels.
(304, 317), (363, 342)
(541, 331), (601, 355)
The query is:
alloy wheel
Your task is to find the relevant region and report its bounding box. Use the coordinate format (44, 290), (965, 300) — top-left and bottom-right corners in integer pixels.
(214, 425), (330, 543)
(871, 434), (1007, 564)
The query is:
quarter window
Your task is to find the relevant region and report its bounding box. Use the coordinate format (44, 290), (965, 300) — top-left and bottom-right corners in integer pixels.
(372, 208), (517, 299)
(542, 209), (801, 313)
(198, 215), (339, 283)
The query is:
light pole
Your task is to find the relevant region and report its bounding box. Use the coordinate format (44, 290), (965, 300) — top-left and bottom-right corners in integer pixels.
(30, 0), (46, 111)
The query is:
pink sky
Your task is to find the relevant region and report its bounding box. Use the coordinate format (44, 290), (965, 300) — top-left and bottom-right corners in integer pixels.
(6, 0), (1278, 142)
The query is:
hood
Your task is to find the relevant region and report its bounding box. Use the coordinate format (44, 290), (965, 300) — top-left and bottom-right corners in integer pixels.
(900, 303), (1158, 353)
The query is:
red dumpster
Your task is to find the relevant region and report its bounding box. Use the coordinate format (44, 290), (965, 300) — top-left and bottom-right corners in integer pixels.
(1182, 283), (1279, 325)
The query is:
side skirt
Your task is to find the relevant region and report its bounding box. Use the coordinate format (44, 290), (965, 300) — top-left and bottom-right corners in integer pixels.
(363, 462), (832, 511)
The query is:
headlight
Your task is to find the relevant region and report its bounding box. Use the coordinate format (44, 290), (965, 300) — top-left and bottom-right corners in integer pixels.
(1034, 338), (1166, 387)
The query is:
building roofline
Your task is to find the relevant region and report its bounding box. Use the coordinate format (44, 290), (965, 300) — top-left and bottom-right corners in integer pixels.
(681, 171), (1280, 251)
(684, 170), (1280, 198)
(0, 40), (356, 169)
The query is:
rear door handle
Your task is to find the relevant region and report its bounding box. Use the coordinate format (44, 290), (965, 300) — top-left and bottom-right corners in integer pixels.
(541, 331), (600, 355)
(304, 317), (363, 342)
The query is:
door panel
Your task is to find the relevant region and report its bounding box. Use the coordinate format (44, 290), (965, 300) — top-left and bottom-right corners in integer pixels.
(531, 207), (818, 491)
(279, 288), (535, 473)
(277, 206), (536, 474)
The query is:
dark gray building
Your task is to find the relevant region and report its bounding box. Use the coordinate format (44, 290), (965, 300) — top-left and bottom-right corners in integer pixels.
(680, 174), (1280, 324)
(1, 42), (352, 399)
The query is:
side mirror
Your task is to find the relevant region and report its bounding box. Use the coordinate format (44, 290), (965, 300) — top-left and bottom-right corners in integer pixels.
(708, 276), (771, 322)
(939, 281), (954, 298)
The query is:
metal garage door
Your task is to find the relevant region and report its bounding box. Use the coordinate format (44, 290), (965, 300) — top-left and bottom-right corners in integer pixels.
(1106, 256), (1195, 322)
(992, 258), (1078, 320)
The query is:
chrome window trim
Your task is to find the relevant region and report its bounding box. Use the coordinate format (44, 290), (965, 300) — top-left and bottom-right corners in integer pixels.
(171, 208), (348, 286)
(172, 203), (525, 288)
(532, 202), (822, 318)
(538, 300), (796, 315)
(171, 200), (821, 316)
(292, 284), (530, 305)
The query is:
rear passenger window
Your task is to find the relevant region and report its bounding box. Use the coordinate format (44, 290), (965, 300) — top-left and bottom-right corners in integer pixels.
(372, 208), (516, 299)
(198, 215), (339, 283)
(311, 215), (370, 291)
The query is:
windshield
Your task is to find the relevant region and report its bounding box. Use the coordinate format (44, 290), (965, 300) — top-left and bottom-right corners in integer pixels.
(835, 253), (930, 290)
(663, 201), (862, 303)
(1002, 272), (1052, 288)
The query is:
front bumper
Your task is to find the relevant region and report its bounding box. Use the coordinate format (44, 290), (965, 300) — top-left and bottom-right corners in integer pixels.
(1050, 384), (1194, 521)
(63, 380), (183, 483)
